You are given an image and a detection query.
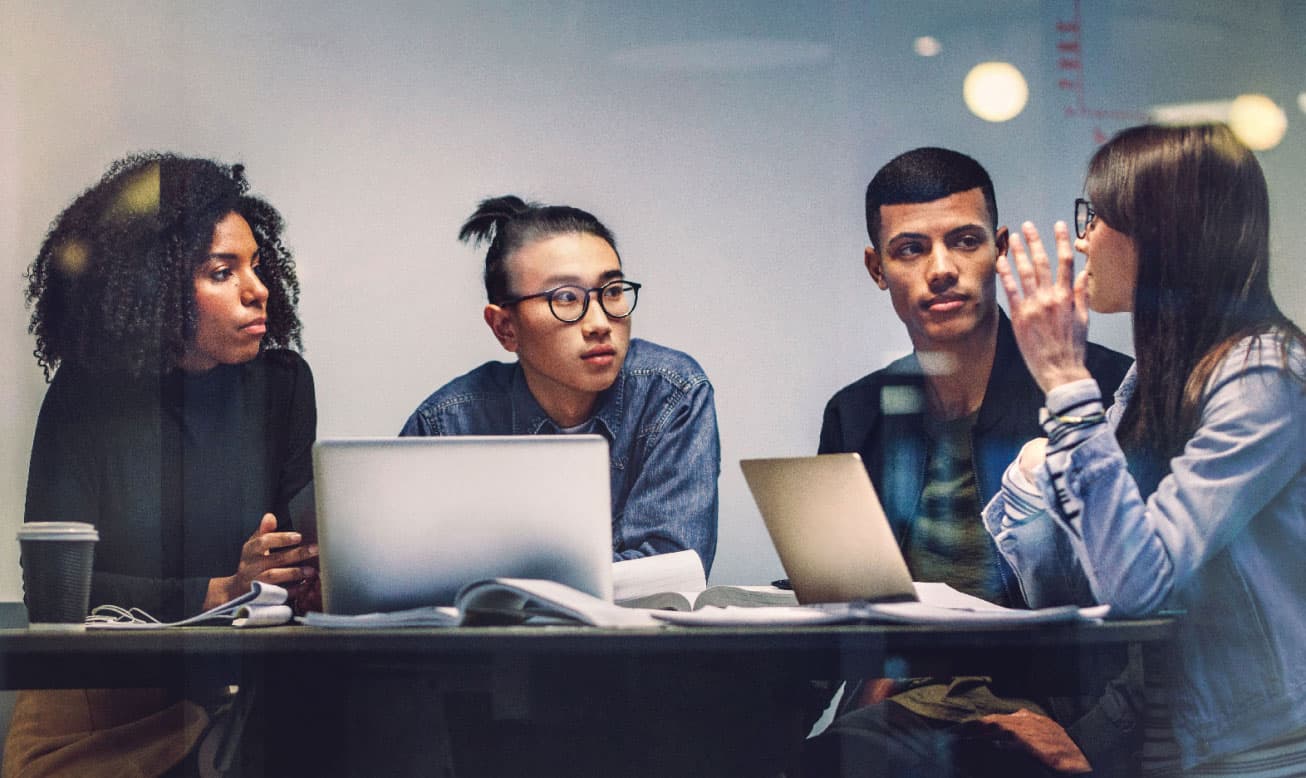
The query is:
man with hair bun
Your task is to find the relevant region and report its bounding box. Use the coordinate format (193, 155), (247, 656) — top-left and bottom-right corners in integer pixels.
(401, 194), (719, 573)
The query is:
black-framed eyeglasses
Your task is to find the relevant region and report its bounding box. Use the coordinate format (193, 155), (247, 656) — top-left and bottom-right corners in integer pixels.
(497, 279), (642, 323)
(1074, 198), (1096, 239)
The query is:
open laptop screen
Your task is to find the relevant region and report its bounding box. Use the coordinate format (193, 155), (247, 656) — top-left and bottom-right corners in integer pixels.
(314, 435), (613, 614)
(742, 454), (917, 605)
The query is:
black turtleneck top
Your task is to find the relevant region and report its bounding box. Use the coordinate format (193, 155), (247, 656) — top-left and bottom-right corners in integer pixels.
(24, 350), (316, 622)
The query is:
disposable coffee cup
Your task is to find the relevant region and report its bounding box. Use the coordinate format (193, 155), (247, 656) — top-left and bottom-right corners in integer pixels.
(17, 522), (99, 631)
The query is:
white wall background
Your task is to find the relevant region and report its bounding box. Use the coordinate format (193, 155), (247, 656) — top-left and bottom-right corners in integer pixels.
(2, 1), (1303, 595)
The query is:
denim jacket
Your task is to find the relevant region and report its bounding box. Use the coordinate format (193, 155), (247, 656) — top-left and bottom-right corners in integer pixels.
(985, 334), (1306, 768)
(400, 338), (719, 573)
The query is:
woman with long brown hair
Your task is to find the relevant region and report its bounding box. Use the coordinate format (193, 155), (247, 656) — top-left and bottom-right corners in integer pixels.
(989, 122), (1306, 775)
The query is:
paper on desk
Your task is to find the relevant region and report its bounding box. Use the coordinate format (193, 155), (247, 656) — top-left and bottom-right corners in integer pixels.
(300, 605), (461, 628)
(461, 578), (663, 628)
(856, 602), (1085, 625)
(298, 579), (666, 629)
(912, 582), (1008, 610)
(913, 582), (1111, 622)
(86, 581), (293, 629)
(233, 604), (294, 627)
(649, 593), (1103, 627)
(611, 549), (707, 602)
(651, 605), (869, 626)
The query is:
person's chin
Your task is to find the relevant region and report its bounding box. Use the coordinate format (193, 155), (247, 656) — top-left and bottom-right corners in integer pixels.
(919, 312), (980, 339)
(577, 363), (621, 391)
(226, 347), (262, 365)
(1089, 298), (1123, 315)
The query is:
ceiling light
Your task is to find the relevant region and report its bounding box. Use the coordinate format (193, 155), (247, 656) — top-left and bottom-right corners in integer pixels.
(913, 36), (941, 57)
(1149, 100), (1232, 124)
(1228, 93), (1287, 150)
(963, 62), (1028, 123)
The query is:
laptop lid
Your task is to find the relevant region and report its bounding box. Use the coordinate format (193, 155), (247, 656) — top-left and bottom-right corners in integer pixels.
(740, 454), (917, 605)
(313, 435), (613, 614)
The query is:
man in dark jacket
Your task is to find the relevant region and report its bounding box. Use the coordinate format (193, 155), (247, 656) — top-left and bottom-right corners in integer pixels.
(806, 147), (1137, 777)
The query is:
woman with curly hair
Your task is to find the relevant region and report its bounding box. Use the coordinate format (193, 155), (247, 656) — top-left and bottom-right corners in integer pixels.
(6, 153), (318, 777)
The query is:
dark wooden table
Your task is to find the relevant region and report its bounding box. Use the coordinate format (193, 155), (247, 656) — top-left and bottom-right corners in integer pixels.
(0, 619), (1174, 776)
(0, 618), (1173, 688)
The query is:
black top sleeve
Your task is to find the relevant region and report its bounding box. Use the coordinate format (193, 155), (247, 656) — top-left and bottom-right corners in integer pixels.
(269, 350), (318, 532)
(24, 352), (318, 622)
(818, 396), (845, 455)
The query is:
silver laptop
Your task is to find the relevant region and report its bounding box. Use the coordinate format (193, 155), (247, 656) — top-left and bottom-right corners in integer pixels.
(312, 436), (614, 614)
(741, 454), (917, 605)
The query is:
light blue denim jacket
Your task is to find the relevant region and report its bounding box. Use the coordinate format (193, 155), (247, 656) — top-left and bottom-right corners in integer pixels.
(984, 334), (1306, 768)
(400, 338), (720, 573)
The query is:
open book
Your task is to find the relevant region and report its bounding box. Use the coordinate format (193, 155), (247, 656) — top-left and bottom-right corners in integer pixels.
(302, 575), (1103, 629)
(653, 586), (1104, 627)
(611, 550), (798, 611)
(302, 577), (662, 629)
(299, 549), (1109, 629)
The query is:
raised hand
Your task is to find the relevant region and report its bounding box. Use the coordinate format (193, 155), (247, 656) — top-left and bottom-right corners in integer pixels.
(996, 221), (1093, 394)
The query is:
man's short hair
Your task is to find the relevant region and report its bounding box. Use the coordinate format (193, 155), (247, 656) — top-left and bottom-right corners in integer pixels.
(865, 147), (998, 249)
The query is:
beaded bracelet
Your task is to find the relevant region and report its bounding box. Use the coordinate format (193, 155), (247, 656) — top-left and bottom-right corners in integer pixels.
(1043, 409), (1106, 426)
(1039, 408), (1107, 445)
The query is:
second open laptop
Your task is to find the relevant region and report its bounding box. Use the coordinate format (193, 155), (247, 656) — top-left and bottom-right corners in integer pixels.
(312, 435), (614, 615)
(740, 453), (917, 605)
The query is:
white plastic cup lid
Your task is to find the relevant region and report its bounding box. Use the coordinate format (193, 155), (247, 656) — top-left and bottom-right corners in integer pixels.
(17, 522), (99, 542)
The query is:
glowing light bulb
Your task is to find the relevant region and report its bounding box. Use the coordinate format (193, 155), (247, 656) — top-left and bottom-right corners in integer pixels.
(963, 62), (1028, 123)
(1229, 94), (1287, 150)
(1296, 91), (1306, 116)
(914, 36), (942, 57)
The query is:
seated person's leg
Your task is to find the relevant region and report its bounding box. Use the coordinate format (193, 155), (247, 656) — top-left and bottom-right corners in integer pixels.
(803, 701), (956, 777)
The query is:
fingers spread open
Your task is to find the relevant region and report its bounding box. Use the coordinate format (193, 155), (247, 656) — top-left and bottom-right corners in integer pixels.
(1022, 222), (1053, 288)
(1053, 221), (1075, 292)
(1008, 232), (1038, 300)
(996, 255), (1023, 306)
(1074, 269), (1091, 327)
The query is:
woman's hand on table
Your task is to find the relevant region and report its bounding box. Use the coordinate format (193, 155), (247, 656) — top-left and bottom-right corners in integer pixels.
(205, 513), (319, 609)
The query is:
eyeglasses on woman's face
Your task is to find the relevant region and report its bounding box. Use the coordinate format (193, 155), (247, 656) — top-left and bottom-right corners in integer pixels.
(497, 279), (641, 324)
(1074, 198), (1096, 240)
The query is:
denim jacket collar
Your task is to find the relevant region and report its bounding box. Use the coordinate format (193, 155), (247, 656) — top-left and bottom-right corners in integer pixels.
(508, 364), (621, 442)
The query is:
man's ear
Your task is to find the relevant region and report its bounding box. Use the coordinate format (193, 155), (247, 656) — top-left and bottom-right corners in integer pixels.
(484, 304), (518, 353)
(995, 226), (1010, 259)
(865, 246), (888, 290)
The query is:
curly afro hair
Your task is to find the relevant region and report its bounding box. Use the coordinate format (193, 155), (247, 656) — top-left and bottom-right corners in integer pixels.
(25, 152), (302, 379)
